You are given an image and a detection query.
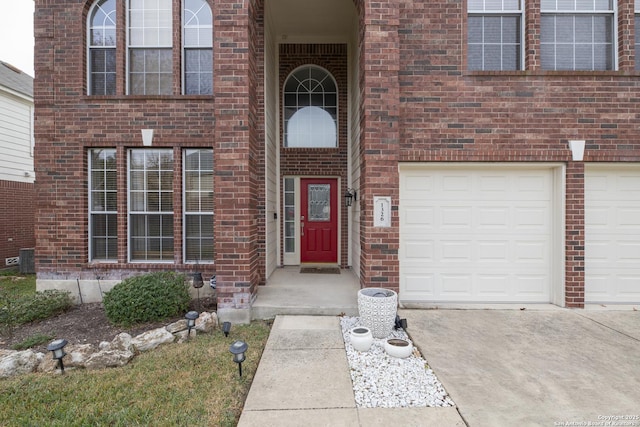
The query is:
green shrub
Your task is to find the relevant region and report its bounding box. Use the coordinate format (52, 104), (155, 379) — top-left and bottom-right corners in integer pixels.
(103, 272), (191, 327)
(0, 289), (73, 335)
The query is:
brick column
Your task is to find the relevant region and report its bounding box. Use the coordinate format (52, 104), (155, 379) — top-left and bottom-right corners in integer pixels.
(565, 162), (585, 308)
(359, 1), (401, 292)
(213, 0), (259, 323)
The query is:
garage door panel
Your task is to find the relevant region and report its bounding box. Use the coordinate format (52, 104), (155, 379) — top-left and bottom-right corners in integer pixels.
(478, 241), (509, 261)
(404, 273), (435, 295)
(515, 241), (547, 262)
(404, 240), (434, 261)
(441, 274), (473, 296)
(400, 165), (554, 303)
(441, 207), (473, 228)
(586, 165), (640, 303)
(477, 275), (509, 295)
(515, 276), (548, 296)
(617, 277), (640, 297)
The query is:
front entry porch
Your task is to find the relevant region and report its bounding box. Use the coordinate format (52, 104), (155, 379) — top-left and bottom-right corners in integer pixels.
(251, 267), (359, 320)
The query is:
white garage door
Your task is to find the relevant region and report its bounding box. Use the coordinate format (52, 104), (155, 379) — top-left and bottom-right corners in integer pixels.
(585, 165), (640, 304)
(400, 164), (555, 303)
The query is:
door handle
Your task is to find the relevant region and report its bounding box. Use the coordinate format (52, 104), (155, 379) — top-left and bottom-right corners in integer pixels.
(301, 221), (305, 236)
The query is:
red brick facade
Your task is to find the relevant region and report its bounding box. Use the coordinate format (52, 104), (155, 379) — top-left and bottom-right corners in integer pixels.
(0, 181), (35, 265)
(33, 0), (640, 311)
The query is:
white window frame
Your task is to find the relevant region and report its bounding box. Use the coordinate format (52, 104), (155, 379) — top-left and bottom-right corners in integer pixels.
(87, 0), (117, 95)
(182, 0), (213, 95)
(283, 65), (339, 148)
(635, 0), (640, 70)
(468, 0), (525, 71)
(183, 148), (214, 263)
(126, 0), (173, 95)
(540, 0), (617, 71)
(128, 149), (174, 262)
(88, 148), (118, 262)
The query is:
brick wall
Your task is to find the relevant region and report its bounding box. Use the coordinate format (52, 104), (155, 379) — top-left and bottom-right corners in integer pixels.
(0, 180), (35, 265)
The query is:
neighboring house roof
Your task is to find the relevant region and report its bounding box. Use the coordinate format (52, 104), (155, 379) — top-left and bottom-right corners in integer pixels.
(0, 61), (33, 99)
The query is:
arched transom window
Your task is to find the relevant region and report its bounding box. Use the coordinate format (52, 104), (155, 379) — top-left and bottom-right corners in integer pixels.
(88, 0), (116, 95)
(284, 66), (338, 148)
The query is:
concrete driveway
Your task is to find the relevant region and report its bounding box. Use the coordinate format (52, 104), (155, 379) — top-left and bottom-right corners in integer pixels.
(400, 308), (640, 426)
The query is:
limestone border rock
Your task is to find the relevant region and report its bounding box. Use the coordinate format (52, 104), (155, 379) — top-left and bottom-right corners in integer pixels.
(0, 311), (219, 378)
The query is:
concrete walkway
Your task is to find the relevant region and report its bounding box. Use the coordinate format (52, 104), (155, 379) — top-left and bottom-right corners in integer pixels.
(237, 315), (465, 427)
(239, 310), (640, 426)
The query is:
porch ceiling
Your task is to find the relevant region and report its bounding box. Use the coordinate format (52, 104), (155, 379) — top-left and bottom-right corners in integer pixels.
(266, 0), (355, 40)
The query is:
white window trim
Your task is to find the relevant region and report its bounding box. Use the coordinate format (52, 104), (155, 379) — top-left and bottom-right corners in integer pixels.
(88, 148), (118, 262)
(127, 149), (175, 263)
(540, 0), (618, 71)
(182, 148), (214, 263)
(282, 65), (339, 148)
(467, 8), (525, 71)
(126, 0), (173, 95)
(87, 0), (117, 95)
(181, 0), (213, 95)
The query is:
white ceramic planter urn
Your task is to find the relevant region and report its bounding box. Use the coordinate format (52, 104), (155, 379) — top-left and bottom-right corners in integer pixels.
(350, 326), (374, 352)
(357, 288), (398, 339)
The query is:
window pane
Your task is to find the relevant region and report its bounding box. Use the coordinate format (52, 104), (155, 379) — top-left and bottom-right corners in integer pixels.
(185, 49), (213, 95)
(89, 148), (117, 261)
(183, 149), (214, 261)
(284, 67), (338, 148)
(635, 16), (640, 70)
(540, 13), (613, 70)
(129, 150), (174, 261)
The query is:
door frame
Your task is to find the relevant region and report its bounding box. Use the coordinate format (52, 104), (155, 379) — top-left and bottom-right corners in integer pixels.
(282, 176), (342, 266)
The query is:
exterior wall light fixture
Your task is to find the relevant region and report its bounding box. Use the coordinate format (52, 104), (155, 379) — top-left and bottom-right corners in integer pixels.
(345, 188), (357, 207)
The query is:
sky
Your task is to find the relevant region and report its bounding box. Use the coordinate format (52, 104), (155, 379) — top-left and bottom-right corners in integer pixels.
(0, 1), (35, 77)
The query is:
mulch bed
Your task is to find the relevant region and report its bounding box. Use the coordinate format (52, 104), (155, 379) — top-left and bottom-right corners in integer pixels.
(0, 297), (217, 354)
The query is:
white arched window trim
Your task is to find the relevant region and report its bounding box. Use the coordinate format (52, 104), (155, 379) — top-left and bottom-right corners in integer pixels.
(283, 65), (338, 148)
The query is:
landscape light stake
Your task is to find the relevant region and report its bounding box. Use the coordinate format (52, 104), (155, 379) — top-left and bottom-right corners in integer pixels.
(47, 339), (68, 374)
(185, 311), (199, 339)
(229, 340), (248, 377)
(191, 271), (204, 311)
(222, 321), (231, 337)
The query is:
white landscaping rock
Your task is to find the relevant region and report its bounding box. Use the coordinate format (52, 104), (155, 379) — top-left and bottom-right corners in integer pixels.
(65, 344), (95, 367)
(85, 350), (134, 370)
(131, 327), (175, 352)
(340, 316), (455, 408)
(195, 311), (217, 333)
(0, 350), (44, 378)
(166, 319), (188, 334)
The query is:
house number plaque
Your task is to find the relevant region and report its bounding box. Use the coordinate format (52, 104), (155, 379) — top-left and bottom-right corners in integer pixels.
(373, 196), (391, 228)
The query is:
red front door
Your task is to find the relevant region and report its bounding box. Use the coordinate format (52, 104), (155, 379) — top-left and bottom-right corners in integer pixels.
(300, 178), (338, 263)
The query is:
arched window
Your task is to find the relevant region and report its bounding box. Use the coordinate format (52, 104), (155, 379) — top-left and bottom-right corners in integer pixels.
(88, 0), (116, 95)
(284, 66), (338, 148)
(183, 0), (213, 95)
(128, 0), (173, 95)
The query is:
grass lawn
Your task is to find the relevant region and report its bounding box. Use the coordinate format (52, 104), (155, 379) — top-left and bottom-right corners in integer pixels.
(0, 268), (272, 425)
(0, 267), (36, 299)
(0, 320), (271, 426)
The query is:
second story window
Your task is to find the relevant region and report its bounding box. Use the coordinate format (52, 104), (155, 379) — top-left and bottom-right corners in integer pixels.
(128, 0), (173, 95)
(88, 0), (116, 95)
(541, 0), (615, 70)
(635, 0), (640, 70)
(183, 0), (213, 95)
(468, 0), (523, 70)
